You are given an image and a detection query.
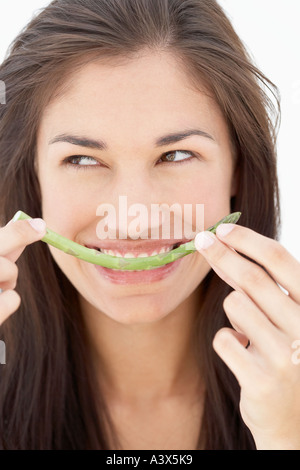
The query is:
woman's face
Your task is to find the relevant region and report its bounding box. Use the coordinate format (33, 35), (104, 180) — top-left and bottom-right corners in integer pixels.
(36, 51), (237, 324)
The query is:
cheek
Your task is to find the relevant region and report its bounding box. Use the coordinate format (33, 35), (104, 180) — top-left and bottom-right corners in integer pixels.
(178, 166), (232, 231)
(38, 168), (96, 238)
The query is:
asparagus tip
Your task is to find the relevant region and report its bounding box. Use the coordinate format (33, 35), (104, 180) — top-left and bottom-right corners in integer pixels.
(12, 210), (23, 222)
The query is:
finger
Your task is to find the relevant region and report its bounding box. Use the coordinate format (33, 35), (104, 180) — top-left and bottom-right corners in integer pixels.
(195, 231), (299, 333)
(228, 328), (249, 349)
(0, 256), (18, 290)
(210, 262), (247, 295)
(0, 218), (46, 262)
(216, 224), (300, 304)
(213, 327), (257, 388)
(0, 289), (21, 325)
(223, 290), (286, 359)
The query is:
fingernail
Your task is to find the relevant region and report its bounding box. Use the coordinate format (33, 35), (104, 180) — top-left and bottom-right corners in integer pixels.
(216, 223), (235, 237)
(195, 231), (215, 251)
(28, 218), (46, 234)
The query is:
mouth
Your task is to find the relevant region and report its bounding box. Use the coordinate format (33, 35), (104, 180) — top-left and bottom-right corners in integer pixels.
(84, 240), (188, 259)
(91, 243), (188, 283)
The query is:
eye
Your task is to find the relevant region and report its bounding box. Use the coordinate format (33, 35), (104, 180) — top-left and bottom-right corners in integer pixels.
(158, 150), (196, 165)
(64, 155), (98, 166)
(62, 155), (102, 169)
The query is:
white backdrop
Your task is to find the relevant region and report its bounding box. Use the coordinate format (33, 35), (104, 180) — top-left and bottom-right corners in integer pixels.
(0, 0), (299, 260)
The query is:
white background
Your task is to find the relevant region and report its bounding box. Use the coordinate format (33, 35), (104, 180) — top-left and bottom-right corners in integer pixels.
(0, 0), (299, 260)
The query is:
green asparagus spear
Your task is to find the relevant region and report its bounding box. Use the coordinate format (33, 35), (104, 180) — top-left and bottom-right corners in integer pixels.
(12, 210), (241, 271)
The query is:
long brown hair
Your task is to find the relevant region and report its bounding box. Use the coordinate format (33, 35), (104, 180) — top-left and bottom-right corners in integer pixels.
(0, 0), (280, 449)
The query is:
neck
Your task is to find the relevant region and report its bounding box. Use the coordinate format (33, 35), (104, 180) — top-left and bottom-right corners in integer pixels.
(80, 288), (203, 405)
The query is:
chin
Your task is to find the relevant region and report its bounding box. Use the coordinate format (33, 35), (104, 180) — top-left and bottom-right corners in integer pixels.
(90, 294), (173, 326)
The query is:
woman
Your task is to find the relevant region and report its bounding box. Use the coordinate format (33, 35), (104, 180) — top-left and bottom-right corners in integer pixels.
(0, 0), (299, 450)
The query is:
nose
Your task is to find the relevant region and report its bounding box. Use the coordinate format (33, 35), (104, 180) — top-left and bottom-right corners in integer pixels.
(97, 168), (168, 240)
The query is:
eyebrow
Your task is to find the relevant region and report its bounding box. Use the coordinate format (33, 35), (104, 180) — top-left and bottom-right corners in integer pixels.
(48, 129), (216, 150)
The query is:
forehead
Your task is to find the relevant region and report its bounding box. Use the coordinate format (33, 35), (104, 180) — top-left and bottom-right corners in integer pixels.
(39, 51), (229, 147)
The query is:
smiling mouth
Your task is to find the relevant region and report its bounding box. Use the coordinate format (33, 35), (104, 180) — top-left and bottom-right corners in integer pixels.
(85, 241), (185, 259)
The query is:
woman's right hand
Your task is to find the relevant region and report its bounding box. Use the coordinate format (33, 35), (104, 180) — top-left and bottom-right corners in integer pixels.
(0, 217), (46, 325)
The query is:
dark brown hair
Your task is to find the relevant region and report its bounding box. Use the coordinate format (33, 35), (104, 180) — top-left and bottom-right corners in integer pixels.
(0, 0), (280, 449)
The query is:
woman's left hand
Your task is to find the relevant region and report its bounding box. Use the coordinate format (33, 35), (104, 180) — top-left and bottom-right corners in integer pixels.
(195, 223), (300, 450)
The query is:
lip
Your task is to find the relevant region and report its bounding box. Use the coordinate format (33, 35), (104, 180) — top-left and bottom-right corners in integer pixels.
(94, 257), (183, 284)
(84, 238), (192, 257)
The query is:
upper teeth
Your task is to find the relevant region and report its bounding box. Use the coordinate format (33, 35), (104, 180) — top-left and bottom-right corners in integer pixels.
(100, 245), (174, 258)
